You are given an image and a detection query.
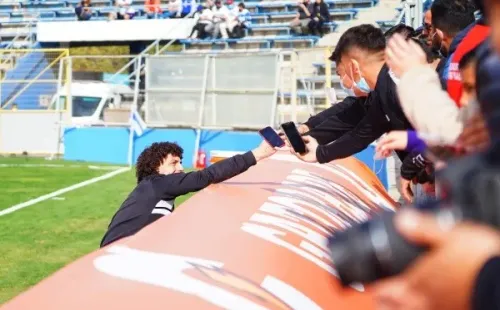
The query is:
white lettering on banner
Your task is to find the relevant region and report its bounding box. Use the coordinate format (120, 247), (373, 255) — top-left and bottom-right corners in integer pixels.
(283, 169), (376, 221)
(323, 165), (395, 212)
(241, 223), (337, 276)
(270, 154), (395, 211)
(249, 213), (331, 259)
(260, 202), (334, 235)
(94, 245), (322, 310)
(240, 166), (389, 293)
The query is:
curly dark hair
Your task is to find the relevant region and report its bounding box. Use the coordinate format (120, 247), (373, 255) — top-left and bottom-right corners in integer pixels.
(136, 142), (183, 183)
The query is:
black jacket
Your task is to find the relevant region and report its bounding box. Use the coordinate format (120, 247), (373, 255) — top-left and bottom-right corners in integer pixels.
(472, 256), (500, 310)
(305, 96), (369, 145)
(100, 151), (257, 247)
(315, 64), (413, 164)
(309, 1), (330, 22)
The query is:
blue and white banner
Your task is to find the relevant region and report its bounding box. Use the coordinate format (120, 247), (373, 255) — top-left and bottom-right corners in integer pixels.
(129, 109), (147, 137)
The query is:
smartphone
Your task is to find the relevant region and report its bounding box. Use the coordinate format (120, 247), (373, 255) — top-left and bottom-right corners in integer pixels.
(259, 126), (285, 148)
(281, 121), (307, 154)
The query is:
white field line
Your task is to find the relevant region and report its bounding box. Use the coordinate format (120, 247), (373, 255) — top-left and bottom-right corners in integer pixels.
(0, 167), (130, 217)
(0, 164), (125, 170)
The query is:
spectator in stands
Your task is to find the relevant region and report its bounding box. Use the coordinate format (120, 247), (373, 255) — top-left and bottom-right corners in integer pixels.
(206, 0), (230, 38)
(220, 2), (250, 39)
(167, 0), (183, 18)
(430, 0), (476, 85)
(109, 0), (136, 20)
(100, 140), (277, 247)
(75, 0), (92, 21)
(421, 9), (432, 44)
(290, 0), (311, 36)
(144, 0), (162, 18)
(189, 4), (214, 39)
(445, 13), (489, 106)
(308, 0), (330, 37)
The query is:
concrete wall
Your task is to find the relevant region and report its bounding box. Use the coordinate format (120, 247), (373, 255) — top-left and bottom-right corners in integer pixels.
(0, 111), (67, 155)
(63, 127), (389, 188)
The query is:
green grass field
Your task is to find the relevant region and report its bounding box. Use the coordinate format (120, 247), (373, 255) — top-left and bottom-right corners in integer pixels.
(0, 157), (193, 304)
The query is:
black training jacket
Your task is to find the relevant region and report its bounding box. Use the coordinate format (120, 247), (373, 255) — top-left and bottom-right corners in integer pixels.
(100, 151), (256, 247)
(314, 65), (420, 179)
(305, 96), (369, 145)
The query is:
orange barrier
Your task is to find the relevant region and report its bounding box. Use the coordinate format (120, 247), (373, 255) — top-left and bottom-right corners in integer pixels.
(1, 152), (396, 310)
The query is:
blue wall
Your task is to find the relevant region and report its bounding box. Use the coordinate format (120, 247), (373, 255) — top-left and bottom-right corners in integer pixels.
(64, 127), (388, 188)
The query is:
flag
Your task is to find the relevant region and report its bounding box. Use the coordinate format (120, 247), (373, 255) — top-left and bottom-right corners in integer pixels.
(129, 109), (147, 137)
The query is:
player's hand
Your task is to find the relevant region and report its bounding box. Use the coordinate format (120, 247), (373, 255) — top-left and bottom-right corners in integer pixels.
(291, 135), (318, 163)
(376, 130), (408, 159)
(386, 33), (428, 78)
(252, 140), (277, 161)
(372, 209), (500, 310)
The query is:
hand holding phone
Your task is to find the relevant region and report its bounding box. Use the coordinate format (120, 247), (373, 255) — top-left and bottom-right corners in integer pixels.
(259, 126), (285, 148)
(281, 121), (307, 154)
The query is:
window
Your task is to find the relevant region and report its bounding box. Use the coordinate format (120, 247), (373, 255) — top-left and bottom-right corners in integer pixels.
(99, 98), (113, 120)
(71, 96), (102, 117)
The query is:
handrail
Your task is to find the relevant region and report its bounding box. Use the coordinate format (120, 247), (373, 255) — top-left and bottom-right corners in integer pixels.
(107, 10), (197, 84)
(2, 50), (68, 109)
(3, 19), (36, 50)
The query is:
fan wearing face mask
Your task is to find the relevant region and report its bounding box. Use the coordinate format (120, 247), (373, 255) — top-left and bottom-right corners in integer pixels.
(281, 24), (423, 148)
(290, 24), (434, 204)
(286, 50), (370, 145)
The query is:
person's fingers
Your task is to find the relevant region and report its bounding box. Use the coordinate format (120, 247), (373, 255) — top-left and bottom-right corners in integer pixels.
(389, 34), (411, 58)
(385, 48), (400, 70)
(401, 180), (413, 203)
(373, 278), (409, 310)
(376, 135), (395, 150)
(380, 139), (404, 152)
(408, 39), (426, 61)
(394, 209), (449, 247)
(302, 135), (311, 143)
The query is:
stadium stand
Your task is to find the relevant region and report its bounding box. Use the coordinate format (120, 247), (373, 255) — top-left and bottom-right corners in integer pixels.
(0, 0), (393, 111)
(0, 0), (371, 50)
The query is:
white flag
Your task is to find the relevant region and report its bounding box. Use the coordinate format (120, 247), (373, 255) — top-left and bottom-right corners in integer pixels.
(129, 109), (147, 137)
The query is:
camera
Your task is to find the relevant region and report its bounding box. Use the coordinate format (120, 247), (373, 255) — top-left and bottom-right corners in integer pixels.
(328, 42), (500, 287)
(329, 153), (500, 286)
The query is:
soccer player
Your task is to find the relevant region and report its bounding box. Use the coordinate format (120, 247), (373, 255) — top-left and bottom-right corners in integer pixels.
(100, 140), (276, 247)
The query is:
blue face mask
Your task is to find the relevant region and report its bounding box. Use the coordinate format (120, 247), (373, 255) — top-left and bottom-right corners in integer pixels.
(340, 74), (356, 97)
(340, 83), (356, 97)
(355, 77), (372, 93)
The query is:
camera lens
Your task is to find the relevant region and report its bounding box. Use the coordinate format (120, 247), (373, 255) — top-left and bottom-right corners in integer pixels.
(329, 211), (426, 286)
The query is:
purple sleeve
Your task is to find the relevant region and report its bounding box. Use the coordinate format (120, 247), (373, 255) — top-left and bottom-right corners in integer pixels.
(406, 130), (427, 153)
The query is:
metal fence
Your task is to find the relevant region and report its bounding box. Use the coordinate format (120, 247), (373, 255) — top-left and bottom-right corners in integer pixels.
(0, 49), (69, 110)
(145, 52), (280, 129)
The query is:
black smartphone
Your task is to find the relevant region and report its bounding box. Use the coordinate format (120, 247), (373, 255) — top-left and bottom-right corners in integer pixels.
(281, 121), (307, 154)
(259, 126), (285, 148)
